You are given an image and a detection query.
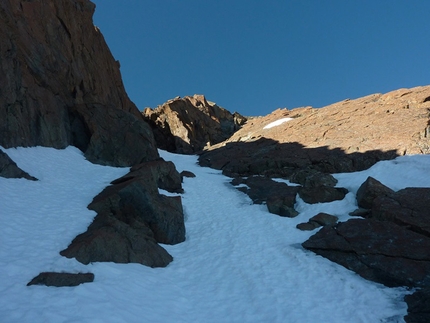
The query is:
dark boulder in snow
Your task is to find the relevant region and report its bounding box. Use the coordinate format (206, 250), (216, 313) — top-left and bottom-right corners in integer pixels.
(302, 218), (430, 288)
(289, 169), (338, 188)
(356, 176), (394, 209)
(27, 272), (94, 287)
(61, 159), (185, 267)
(231, 176), (299, 217)
(296, 213), (338, 231)
(180, 170), (196, 180)
(60, 214), (173, 267)
(0, 150), (37, 180)
(298, 186), (348, 204)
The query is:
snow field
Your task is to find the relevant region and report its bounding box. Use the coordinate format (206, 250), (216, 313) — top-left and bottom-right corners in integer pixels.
(1, 146), (428, 322)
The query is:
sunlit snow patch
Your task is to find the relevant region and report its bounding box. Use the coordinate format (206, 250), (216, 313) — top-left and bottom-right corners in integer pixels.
(263, 117), (293, 129)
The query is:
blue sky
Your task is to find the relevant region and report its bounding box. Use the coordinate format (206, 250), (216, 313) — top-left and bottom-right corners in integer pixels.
(92, 1), (430, 116)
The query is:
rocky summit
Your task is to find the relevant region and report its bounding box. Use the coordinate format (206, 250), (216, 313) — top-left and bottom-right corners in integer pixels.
(143, 94), (246, 154)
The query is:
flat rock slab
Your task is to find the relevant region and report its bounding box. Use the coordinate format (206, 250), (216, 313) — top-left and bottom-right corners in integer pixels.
(302, 218), (430, 287)
(27, 272), (94, 287)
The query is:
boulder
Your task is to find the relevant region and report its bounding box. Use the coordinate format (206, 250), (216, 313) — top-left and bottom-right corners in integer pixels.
(60, 214), (173, 267)
(289, 169), (338, 187)
(296, 213), (338, 231)
(296, 222), (320, 231)
(356, 176), (394, 209)
(302, 218), (430, 288)
(60, 159), (185, 267)
(371, 188), (430, 237)
(180, 170), (196, 180)
(0, 150), (37, 180)
(27, 272), (94, 287)
(143, 95), (246, 154)
(232, 176), (299, 217)
(0, 0), (158, 166)
(298, 186), (348, 204)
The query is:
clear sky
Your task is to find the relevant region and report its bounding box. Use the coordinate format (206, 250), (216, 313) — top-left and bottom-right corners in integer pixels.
(92, 0), (430, 116)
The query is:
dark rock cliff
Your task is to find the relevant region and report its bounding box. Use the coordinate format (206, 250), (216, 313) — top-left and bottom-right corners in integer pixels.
(0, 0), (158, 166)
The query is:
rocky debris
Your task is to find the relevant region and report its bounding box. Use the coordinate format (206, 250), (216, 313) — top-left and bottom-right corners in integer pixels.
(60, 159), (185, 268)
(404, 287), (430, 323)
(356, 176), (394, 209)
(143, 95), (246, 154)
(302, 218), (430, 288)
(0, 0), (158, 166)
(27, 272), (94, 287)
(298, 186), (348, 204)
(0, 150), (37, 180)
(231, 176), (299, 217)
(296, 213), (338, 231)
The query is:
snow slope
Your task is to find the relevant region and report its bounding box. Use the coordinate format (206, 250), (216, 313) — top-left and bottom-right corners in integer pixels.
(2, 146), (429, 323)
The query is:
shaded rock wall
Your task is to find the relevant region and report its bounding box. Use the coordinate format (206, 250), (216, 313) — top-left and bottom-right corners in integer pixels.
(0, 0), (158, 166)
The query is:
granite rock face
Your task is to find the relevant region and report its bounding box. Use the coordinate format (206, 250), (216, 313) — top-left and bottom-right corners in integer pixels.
(143, 95), (246, 154)
(0, 0), (158, 166)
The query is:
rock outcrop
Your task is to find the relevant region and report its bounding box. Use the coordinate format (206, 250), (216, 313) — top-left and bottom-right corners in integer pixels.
(231, 176), (299, 217)
(199, 86), (430, 176)
(143, 95), (246, 154)
(27, 272), (94, 287)
(0, 0), (158, 166)
(0, 150), (37, 180)
(303, 218), (430, 288)
(301, 179), (430, 322)
(60, 159), (185, 268)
